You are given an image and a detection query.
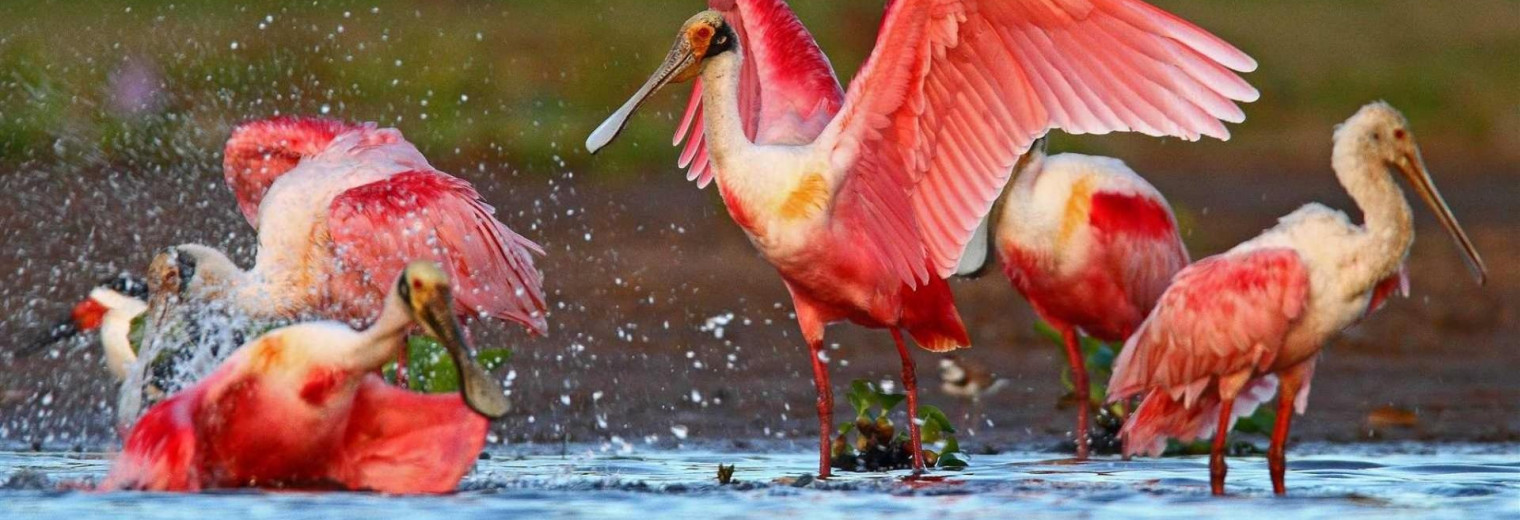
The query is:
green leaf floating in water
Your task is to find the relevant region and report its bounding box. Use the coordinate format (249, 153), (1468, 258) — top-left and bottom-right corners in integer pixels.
(383, 335), (511, 394)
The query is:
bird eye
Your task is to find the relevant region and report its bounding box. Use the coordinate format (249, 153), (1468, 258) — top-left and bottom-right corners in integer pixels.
(716, 35), (728, 45)
(1393, 128), (1407, 140)
(175, 253), (198, 293)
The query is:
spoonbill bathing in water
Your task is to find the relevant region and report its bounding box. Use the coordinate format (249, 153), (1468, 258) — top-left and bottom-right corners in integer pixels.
(1106, 102), (1487, 495)
(957, 139), (1188, 459)
(124, 117), (547, 421)
(587, 0), (1258, 476)
(104, 262), (508, 493)
(22, 274), (149, 381)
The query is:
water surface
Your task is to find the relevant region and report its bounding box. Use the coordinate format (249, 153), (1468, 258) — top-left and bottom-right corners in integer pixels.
(2, 443), (1515, 518)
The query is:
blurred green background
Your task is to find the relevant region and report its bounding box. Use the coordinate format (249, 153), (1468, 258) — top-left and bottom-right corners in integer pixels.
(1, 0), (1515, 177)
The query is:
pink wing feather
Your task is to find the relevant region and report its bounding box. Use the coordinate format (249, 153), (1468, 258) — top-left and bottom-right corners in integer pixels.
(673, 0), (845, 187)
(328, 170), (548, 334)
(1088, 189), (1189, 317)
(825, 0), (1258, 285)
(1107, 248), (1309, 403)
(224, 117), (414, 229)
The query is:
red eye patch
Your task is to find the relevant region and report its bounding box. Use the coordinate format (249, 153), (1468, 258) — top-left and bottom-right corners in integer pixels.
(694, 27), (713, 40)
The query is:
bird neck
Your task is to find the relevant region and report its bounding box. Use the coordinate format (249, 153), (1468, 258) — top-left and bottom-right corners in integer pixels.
(700, 50), (752, 176)
(1331, 137), (1413, 292)
(352, 291), (412, 371)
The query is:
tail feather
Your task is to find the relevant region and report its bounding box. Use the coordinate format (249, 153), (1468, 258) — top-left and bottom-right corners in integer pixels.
(902, 276), (970, 352)
(1120, 376), (1277, 457)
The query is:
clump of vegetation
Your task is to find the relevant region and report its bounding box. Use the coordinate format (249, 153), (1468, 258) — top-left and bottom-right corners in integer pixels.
(383, 335), (512, 393)
(1035, 321), (1272, 456)
(830, 380), (968, 472)
(716, 464), (735, 485)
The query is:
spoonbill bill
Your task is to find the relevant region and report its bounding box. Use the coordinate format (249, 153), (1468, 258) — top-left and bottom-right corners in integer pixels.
(1107, 102), (1486, 495)
(22, 274), (148, 381)
(958, 139), (1188, 459)
(586, 0), (1258, 477)
(103, 262), (507, 493)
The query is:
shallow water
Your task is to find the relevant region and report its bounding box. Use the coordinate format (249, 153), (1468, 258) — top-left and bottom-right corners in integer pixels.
(2, 443), (1515, 518)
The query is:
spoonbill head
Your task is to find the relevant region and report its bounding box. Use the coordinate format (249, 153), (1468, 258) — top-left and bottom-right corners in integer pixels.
(586, 10), (732, 153)
(104, 261), (507, 493)
(1107, 102), (1485, 496)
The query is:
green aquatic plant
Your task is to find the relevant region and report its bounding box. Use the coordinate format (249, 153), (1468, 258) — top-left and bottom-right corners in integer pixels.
(384, 335), (512, 394)
(831, 379), (968, 471)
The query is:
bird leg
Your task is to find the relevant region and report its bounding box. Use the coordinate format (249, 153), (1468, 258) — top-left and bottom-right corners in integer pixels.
(1210, 396), (1236, 496)
(1270, 368), (1304, 495)
(395, 349), (409, 389)
(806, 335), (834, 479)
(1060, 326), (1091, 460)
(891, 329), (927, 475)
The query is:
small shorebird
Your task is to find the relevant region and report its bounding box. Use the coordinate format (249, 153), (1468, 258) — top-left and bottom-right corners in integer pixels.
(1107, 102), (1486, 495)
(104, 262), (507, 493)
(587, 0), (1256, 477)
(958, 139), (1188, 459)
(23, 274), (148, 381)
(937, 355), (1007, 404)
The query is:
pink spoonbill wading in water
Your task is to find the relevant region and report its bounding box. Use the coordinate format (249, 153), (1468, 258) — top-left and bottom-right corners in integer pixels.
(586, 0), (1258, 477)
(1106, 102), (1486, 496)
(104, 262), (509, 493)
(957, 138), (1189, 459)
(123, 117), (546, 423)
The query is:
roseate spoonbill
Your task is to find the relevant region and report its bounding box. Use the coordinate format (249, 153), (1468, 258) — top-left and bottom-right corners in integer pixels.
(123, 118), (547, 421)
(22, 275), (148, 381)
(104, 262), (507, 493)
(1107, 102), (1487, 496)
(586, 0), (1257, 477)
(957, 139), (1188, 459)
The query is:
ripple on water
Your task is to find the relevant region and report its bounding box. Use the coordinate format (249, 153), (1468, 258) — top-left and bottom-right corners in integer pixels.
(0, 444), (1517, 518)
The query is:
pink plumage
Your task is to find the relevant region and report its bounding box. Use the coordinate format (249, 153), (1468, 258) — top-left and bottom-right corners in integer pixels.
(1108, 248), (1311, 455)
(985, 149), (1188, 459)
(591, 0), (1258, 479)
(105, 364), (486, 493)
(1104, 105), (1482, 495)
(222, 116), (546, 333)
(825, 0), (1258, 285)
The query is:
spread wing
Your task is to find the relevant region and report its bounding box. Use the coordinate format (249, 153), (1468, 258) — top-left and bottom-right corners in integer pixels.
(223, 117), (423, 229)
(672, 0), (845, 187)
(1107, 248), (1309, 404)
(328, 170), (547, 334)
(823, 0), (1257, 286)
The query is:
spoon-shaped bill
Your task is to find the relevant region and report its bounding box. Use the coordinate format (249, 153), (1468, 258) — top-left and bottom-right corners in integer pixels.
(1395, 148), (1487, 284)
(585, 38), (698, 154)
(415, 287), (511, 419)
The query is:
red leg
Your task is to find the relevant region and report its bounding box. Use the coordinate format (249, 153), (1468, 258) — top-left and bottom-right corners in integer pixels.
(892, 329), (927, 475)
(1059, 326), (1091, 460)
(806, 335), (834, 479)
(1271, 369), (1304, 495)
(1210, 396), (1236, 496)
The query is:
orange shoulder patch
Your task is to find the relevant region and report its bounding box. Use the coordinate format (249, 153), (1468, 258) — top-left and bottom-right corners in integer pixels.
(247, 337), (286, 374)
(778, 173), (829, 221)
(1058, 175), (1096, 247)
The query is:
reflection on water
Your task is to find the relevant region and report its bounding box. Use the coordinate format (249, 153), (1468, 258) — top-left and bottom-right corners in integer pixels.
(2, 443), (1516, 518)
